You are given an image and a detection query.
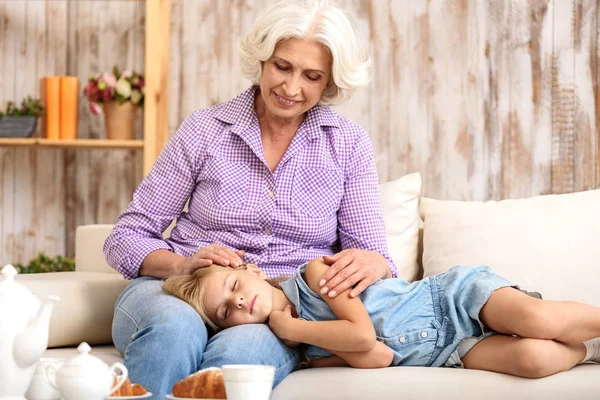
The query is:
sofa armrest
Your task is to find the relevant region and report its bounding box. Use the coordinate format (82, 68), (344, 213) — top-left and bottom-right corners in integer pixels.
(16, 271), (129, 348)
(76, 224), (119, 274)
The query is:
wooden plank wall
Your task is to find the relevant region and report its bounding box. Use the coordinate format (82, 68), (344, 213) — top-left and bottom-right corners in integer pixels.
(0, 0), (144, 264)
(0, 0), (598, 265)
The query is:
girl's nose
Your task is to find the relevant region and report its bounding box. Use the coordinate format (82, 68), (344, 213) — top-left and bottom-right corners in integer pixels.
(236, 295), (244, 308)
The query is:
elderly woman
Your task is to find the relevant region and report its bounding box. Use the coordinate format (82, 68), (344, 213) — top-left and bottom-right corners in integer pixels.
(104, 0), (396, 396)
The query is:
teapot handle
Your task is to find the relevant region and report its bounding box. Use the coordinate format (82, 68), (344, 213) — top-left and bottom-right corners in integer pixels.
(108, 362), (128, 395)
(44, 364), (59, 391)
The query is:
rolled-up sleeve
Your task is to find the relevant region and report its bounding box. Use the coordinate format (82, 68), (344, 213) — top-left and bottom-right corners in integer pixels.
(337, 131), (398, 278)
(103, 112), (202, 279)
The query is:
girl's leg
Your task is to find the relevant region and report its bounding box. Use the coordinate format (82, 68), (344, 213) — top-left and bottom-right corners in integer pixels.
(461, 335), (586, 378)
(479, 287), (600, 343)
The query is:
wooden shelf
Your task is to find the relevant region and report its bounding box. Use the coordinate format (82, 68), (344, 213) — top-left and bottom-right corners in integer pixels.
(1, 0), (169, 173)
(0, 138), (144, 149)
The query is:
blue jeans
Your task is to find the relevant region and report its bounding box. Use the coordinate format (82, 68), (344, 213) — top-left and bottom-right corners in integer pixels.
(112, 277), (301, 399)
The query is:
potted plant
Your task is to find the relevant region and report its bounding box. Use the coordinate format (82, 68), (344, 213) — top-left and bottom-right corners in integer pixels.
(0, 96), (44, 138)
(83, 66), (144, 140)
(13, 252), (75, 274)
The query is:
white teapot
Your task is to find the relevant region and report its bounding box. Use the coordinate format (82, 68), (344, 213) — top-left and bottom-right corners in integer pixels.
(46, 342), (128, 400)
(0, 264), (59, 400)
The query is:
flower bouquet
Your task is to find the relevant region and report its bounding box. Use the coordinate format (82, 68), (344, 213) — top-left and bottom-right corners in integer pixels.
(83, 66), (144, 140)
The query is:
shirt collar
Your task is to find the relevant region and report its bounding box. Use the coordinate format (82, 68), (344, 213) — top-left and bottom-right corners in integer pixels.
(215, 85), (341, 139)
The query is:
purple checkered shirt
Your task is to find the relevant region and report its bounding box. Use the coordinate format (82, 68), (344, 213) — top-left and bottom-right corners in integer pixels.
(104, 86), (397, 280)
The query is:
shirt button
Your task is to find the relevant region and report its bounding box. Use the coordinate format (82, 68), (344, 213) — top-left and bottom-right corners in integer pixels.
(267, 190), (275, 197)
(420, 332), (428, 338)
(399, 336), (406, 343)
(265, 228), (271, 234)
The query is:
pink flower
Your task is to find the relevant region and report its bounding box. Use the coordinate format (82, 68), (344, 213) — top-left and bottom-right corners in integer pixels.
(89, 102), (101, 115)
(102, 72), (117, 88)
(83, 82), (100, 102)
(121, 70), (132, 78)
(133, 78), (144, 89)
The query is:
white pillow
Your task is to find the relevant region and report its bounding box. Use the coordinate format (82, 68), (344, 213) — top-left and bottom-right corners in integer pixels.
(421, 190), (600, 306)
(378, 172), (422, 282)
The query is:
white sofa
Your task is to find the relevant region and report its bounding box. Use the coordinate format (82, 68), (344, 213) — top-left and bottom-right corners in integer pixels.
(15, 175), (600, 400)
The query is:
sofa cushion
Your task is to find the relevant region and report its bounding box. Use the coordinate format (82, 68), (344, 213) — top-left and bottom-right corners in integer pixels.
(420, 189), (600, 305)
(16, 272), (129, 347)
(76, 224), (120, 274)
(378, 172), (422, 282)
(271, 364), (600, 400)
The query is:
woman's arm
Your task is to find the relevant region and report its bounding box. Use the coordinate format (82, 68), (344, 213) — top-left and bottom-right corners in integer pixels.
(139, 246), (245, 278)
(139, 250), (186, 278)
(104, 114), (201, 279)
(318, 130), (397, 298)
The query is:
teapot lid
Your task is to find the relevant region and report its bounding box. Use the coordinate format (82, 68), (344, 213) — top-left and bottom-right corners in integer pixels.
(0, 264), (18, 293)
(58, 342), (111, 379)
(0, 264), (38, 308)
(1, 264), (17, 278)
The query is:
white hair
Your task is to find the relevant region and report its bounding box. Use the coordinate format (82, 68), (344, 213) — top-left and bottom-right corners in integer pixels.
(239, 0), (371, 105)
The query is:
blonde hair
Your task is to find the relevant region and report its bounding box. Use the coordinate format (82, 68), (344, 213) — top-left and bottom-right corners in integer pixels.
(163, 264), (289, 332)
(239, 0), (371, 105)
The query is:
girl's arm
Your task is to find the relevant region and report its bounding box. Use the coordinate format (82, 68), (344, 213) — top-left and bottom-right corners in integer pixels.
(270, 257), (394, 371)
(271, 258), (376, 352)
(269, 258), (394, 367)
(311, 341), (395, 369)
(309, 355), (350, 368)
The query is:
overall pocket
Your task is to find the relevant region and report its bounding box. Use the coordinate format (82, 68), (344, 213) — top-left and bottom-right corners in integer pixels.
(378, 327), (439, 367)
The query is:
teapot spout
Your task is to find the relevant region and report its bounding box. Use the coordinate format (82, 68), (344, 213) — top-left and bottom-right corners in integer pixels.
(13, 295), (60, 368)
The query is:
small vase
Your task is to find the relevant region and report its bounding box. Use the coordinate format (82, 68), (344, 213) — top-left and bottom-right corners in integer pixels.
(103, 101), (137, 140)
(0, 116), (38, 138)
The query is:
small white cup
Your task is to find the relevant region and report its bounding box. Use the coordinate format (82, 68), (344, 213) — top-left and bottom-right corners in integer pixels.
(222, 364), (275, 400)
(26, 358), (66, 400)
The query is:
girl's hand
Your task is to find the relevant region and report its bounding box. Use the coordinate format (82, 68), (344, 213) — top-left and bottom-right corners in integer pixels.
(269, 305), (295, 341)
(174, 244), (245, 275)
(319, 249), (391, 298)
(281, 338), (301, 347)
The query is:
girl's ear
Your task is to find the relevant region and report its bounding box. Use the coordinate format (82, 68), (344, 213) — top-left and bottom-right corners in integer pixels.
(245, 263), (267, 279)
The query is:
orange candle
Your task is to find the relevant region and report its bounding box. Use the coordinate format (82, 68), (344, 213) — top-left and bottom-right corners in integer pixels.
(59, 76), (79, 140)
(44, 76), (60, 140)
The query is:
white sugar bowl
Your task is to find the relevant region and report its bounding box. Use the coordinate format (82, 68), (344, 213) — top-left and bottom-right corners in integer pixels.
(45, 342), (128, 400)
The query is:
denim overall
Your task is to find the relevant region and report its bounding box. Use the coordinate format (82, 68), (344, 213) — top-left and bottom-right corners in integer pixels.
(280, 264), (515, 367)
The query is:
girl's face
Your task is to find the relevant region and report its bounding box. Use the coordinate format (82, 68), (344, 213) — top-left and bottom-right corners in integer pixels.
(257, 38), (332, 124)
(201, 268), (275, 329)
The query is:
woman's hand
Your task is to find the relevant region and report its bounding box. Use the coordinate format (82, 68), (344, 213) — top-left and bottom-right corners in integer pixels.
(174, 244), (245, 275)
(269, 305), (295, 341)
(318, 249), (391, 298)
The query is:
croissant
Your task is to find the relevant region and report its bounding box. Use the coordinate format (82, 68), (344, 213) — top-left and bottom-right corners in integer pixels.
(172, 367), (227, 399)
(111, 377), (148, 396)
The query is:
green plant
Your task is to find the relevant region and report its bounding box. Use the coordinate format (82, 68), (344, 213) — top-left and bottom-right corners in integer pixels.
(14, 253), (75, 274)
(0, 96), (44, 118)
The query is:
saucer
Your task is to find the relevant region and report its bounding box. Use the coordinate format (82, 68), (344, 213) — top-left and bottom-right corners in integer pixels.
(106, 392), (152, 399)
(166, 395), (222, 400)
